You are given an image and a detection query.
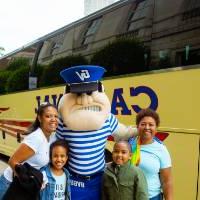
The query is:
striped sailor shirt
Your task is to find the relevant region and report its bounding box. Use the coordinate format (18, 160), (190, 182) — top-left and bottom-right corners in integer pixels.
(56, 113), (118, 175)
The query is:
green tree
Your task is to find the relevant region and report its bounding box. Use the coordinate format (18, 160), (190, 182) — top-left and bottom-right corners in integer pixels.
(7, 57), (30, 71)
(6, 66), (29, 92)
(90, 38), (147, 76)
(40, 54), (88, 87)
(0, 70), (11, 94)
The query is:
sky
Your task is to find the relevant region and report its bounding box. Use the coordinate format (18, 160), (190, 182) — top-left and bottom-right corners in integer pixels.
(0, 0), (84, 55)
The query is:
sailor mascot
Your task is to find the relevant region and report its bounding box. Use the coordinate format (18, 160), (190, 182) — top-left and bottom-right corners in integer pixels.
(56, 65), (137, 200)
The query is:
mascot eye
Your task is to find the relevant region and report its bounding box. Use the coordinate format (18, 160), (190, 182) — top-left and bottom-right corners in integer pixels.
(87, 92), (92, 95)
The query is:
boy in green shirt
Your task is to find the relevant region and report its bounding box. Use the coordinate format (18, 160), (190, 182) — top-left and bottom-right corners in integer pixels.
(102, 140), (148, 200)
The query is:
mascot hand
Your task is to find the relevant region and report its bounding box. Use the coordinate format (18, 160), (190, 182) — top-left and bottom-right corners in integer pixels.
(113, 123), (138, 141)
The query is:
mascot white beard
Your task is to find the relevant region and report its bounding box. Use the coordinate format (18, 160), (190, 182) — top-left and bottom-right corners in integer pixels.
(59, 91), (110, 131)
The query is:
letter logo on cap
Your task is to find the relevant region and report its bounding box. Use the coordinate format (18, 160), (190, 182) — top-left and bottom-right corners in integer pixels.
(76, 70), (90, 81)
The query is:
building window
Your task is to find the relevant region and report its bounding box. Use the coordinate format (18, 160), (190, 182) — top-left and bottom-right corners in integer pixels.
(127, 0), (146, 32)
(82, 17), (102, 45)
(182, 7), (200, 20)
(158, 50), (171, 68)
(49, 33), (65, 55)
(127, 12), (135, 31)
(176, 48), (200, 66)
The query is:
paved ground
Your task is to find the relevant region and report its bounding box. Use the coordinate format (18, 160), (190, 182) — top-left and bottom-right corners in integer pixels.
(0, 156), (8, 175)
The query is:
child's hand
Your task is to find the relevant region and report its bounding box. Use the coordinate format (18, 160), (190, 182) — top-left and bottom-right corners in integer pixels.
(41, 182), (47, 190)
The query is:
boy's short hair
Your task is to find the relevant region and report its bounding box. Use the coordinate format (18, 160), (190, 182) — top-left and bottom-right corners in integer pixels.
(113, 140), (132, 153)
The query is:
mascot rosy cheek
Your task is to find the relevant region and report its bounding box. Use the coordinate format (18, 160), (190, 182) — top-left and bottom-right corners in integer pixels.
(56, 65), (137, 200)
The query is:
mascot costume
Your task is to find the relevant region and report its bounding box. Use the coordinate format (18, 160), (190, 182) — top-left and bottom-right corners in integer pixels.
(56, 65), (137, 200)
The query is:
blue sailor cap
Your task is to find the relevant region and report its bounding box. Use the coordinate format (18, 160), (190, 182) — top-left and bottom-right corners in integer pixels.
(60, 65), (105, 84)
(60, 65), (106, 93)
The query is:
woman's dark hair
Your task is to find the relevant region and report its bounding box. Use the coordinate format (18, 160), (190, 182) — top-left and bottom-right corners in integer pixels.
(25, 102), (57, 135)
(136, 108), (160, 126)
(49, 139), (69, 165)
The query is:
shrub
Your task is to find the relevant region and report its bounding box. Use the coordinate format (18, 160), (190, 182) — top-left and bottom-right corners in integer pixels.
(40, 54), (88, 86)
(34, 64), (45, 88)
(0, 70), (11, 94)
(6, 66), (29, 92)
(6, 57), (30, 71)
(90, 38), (147, 76)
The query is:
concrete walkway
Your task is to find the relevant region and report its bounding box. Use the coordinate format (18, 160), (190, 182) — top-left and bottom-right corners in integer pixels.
(0, 160), (8, 175)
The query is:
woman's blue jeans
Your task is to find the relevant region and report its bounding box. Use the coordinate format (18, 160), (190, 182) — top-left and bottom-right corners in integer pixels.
(0, 175), (11, 200)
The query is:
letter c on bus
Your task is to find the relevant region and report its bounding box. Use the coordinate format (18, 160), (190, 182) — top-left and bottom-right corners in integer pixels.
(130, 86), (158, 113)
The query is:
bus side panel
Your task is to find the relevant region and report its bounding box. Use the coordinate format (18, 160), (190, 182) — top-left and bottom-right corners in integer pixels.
(1, 66), (200, 198)
(165, 133), (199, 200)
(0, 86), (64, 156)
(104, 67), (200, 131)
(0, 86), (64, 120)
(198, 146), (200, 200)
(102, 67), (200, 199)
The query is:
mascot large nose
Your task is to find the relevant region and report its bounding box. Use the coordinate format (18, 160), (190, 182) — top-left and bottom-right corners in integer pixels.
(77, 93), (93, 105)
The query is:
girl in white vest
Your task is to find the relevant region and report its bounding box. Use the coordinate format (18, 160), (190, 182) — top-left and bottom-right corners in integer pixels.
(40, 139), (71, 200)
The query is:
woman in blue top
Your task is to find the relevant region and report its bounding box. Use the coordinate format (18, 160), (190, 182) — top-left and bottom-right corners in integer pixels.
(129, 108), (173, 200)
(40, 139), (71, 200)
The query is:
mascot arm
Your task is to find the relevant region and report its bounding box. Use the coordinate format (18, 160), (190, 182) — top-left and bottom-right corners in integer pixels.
(112, 123), (138, 141)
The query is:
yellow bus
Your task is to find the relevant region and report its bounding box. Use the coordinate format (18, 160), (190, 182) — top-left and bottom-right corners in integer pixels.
(0, 65), (200, 199)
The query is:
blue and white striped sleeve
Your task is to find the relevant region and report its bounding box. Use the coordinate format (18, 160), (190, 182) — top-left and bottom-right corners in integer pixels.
(109, 113), (119, 133)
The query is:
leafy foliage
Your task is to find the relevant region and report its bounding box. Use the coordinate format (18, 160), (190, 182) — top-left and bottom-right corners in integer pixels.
(0, 70), (11, 94)
(34, 64), (45, 88)
(6, 57), (30, 71)
(40, 54), (88, 86)
(90, 38), (147, 76)
(3, 39), (149, 92)
(6, 66), (29, 92)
